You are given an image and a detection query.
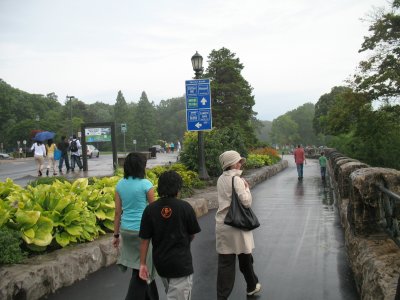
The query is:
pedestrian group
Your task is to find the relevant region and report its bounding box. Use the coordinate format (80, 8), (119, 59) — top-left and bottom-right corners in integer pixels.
(31, 134), (84, 177)
(113, 150), (262, 300)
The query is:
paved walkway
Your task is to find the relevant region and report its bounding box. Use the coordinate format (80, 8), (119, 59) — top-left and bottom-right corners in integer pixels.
(42, 157), (358, 300)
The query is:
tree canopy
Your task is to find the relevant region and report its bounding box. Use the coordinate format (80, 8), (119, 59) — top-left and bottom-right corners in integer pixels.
(271, 103), (322, 146)
(203, 47), (258, 146)
(313, 1), (400, 169)
(352, 0), (400, 103)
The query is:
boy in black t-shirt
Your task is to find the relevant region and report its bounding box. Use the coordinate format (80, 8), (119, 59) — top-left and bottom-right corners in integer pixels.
(139, 170), (201, 300)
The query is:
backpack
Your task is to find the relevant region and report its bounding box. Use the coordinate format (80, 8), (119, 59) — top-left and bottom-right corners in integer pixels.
(70, 140), (78, 152)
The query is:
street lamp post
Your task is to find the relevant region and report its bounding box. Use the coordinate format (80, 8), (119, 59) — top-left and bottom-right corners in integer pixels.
(66, 95), (74, 137)
(191, 51), (210, 180)
(35, 114), (40, 130)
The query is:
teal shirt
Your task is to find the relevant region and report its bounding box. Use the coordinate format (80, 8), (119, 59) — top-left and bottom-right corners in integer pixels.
(319, 156), (327, 167)
(116, 177), (153, 231)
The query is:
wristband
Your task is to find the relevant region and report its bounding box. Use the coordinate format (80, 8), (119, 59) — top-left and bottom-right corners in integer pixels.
(113, 233), (120, 238)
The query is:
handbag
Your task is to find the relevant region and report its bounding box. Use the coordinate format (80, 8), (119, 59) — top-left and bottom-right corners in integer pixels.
(54, 149), (62, 160)
(224, 176), (260, 231)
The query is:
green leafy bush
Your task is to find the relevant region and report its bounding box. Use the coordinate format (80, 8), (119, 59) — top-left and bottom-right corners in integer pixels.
(180, 127), (248, 177)
(0, 226), (26, 264)
(117, 163), (204, 198)
(246, 154), (266, 169)
(0, 162), (204, 254)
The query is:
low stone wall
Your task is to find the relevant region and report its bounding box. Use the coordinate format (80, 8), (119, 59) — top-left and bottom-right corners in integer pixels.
(0, 236), (117, 300)
(0, 160), (288, 300)
(325, 149), (400, 300)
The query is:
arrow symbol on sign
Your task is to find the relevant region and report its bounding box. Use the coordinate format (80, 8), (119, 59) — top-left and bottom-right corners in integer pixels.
(200, 97), (207, 105)
(195, 122), (202, 129)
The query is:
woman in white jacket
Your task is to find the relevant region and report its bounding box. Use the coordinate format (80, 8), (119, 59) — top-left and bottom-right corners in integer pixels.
(216, 150), (261, 299)
(30, 141), (46, 176)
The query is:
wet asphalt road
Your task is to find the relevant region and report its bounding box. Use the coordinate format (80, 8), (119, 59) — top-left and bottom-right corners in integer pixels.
(0, 153), (179, 186)
(41, 158), (358, 300)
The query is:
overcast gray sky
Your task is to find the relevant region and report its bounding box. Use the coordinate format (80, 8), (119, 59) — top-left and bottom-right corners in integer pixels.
(0, 0), (388, 121)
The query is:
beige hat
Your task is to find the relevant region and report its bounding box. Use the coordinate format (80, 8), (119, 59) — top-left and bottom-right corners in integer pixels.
(219, 150), (246, 170)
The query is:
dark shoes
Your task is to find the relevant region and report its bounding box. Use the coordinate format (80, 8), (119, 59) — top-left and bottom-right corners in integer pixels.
(38, 170), (42, 177)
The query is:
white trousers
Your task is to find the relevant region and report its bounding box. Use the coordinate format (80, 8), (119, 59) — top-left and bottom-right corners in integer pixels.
(161, 274), (193, 300)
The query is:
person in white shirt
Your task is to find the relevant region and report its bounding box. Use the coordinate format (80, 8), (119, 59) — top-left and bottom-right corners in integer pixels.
(30, 141), (46, 176)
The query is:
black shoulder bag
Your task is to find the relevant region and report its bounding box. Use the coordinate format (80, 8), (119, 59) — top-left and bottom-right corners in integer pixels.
(224, 176), (260, 231)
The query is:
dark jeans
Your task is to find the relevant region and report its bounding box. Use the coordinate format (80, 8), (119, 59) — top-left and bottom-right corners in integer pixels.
(217, 253), (258, 300)
(296, 163), (304, 178)
(125, 269), (159, 300)
(58, 154), (70, 172)
(70, 154), (82, 170)
(320, 166), (326, 178)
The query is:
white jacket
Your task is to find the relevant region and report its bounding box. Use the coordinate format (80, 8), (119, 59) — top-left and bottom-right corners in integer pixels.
(215, 169), (255, 254)
(31, 143), (46, 156)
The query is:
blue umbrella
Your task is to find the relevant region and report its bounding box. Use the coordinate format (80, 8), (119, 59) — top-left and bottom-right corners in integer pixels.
(34, 131), (55, 142)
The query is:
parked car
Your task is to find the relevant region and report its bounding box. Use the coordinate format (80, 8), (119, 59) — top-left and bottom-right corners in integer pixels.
(152, 145), (164, 153)
(86, 145), (100, 158)
(0, 153), (10, 159)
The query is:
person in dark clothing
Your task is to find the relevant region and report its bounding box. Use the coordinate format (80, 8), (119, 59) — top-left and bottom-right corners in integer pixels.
(70, 135), (83, 171)
(139, 170), (201, 300)
(57, 136), (70, 174)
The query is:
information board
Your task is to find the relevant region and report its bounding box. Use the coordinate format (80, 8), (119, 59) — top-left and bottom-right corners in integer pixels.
(85, 128), (111, 142)
(185, 79), (212, 131)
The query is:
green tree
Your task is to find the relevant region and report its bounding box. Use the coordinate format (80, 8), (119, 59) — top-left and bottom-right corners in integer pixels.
(313, 86), (353, 135)
(287, 103), (320, 145)
(133, 91), (157, 150)
(203, 48), (258, 146)
(256, 120), (272, 143)
(86, 102), (114, 123)
(0, 80), (63, 149)
(156, 97), (186, 143)
(180, 126), (248, 177)
(114, 91), (129, 151)
(352, 0), (400, 102)
(270, 115), (299, 145)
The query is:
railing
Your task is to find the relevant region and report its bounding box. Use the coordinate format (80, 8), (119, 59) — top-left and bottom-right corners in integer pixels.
(376, 183), (400, 247)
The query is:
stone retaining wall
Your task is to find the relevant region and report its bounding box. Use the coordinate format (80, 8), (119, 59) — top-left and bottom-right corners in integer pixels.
(325, 149), (400, 300)
(0, 160), (288, 300)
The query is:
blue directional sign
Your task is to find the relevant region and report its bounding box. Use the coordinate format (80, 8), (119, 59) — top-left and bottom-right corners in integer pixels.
(185, 79), (212, 131)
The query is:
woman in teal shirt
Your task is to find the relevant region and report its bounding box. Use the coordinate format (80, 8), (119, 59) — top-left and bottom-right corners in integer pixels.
(113, 152), (159, 300)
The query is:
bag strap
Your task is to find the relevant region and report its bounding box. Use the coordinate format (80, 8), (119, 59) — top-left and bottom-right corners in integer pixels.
(231, 176), (237, 194)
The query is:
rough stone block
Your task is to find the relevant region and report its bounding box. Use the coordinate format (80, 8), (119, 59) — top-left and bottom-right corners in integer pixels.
(338, 162), (369, 199)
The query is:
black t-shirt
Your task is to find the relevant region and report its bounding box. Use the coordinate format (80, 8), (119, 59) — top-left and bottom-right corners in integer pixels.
(139, 197), (201, 278)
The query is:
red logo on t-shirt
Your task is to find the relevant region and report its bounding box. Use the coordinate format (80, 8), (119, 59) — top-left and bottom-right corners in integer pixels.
(161, 207), (172, 219)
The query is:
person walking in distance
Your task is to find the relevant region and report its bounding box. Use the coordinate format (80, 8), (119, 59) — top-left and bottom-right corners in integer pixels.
(139, 170), (201, 300)
(57, 136), (70, 174)
(216, 150), (261, 299)
(45, 139), (58, 176)
(319, 152), (328, 181)
(294, 144), (306, 180)
(113, 152), (159, 300)
(69, 135), (83, 171)
(30, 140), (46, 176)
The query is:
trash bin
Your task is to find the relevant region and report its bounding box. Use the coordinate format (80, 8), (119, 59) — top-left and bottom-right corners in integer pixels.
(149, 147), (157, 158)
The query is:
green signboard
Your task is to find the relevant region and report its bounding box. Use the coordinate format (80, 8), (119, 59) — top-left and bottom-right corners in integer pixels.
(85, 128), (111, 142)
